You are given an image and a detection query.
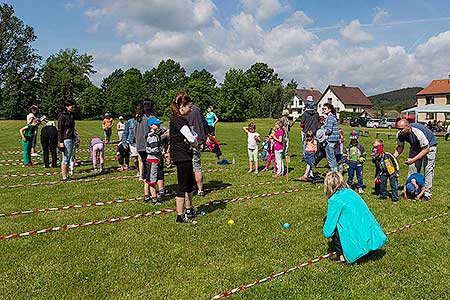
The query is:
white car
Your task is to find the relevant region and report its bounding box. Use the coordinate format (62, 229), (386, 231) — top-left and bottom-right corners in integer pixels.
(378, 118), (398, 129)
(366, 119), (380, 128)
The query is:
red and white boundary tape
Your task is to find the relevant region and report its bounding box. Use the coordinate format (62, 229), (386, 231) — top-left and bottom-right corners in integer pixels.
(209, 210), (450, 299)
(0, 156), (117, 163)
(0, 167), (122, 178)
(0, 181), (276, 218)
(0, 187), (298, 241)
(0, 168), (225, 189)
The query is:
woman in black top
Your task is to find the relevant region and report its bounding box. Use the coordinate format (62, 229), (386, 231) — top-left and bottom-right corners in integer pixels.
(58, 100), (76, 181)
(170, 91), (198, 224)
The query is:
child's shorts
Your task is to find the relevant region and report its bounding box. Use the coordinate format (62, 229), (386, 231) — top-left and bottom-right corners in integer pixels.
(248, 148), (258, 162)
(304, 152), (315, 165)
(145, 158), (159, 185)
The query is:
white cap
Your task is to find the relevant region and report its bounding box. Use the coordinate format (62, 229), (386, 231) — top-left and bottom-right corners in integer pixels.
(306, 95), (314, 102)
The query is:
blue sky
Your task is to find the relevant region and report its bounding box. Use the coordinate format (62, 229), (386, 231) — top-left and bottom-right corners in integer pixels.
(4, 0), (450, 94)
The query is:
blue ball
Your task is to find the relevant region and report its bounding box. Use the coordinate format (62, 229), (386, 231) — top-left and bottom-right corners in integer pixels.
(283, 223), (291, 229)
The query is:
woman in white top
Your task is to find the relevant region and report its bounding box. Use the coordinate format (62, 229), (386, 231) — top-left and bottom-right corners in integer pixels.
(117, 116), (125, 141)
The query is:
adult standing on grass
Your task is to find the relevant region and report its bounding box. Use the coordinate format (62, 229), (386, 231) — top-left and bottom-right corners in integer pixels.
(121, 113), (139, 175)
(323, 103), (339, 172)
(170, 91), (200, 224)
(102, 113), (114, 143)
(323, 171), (387, 264)
(186, 104), (208, 197)
(205, 106), (218, 136)
(300, 95), (320, 153)
(40, 121), (58, 168)
(394, 119), (437, 200)
(58, 100), (76, 181)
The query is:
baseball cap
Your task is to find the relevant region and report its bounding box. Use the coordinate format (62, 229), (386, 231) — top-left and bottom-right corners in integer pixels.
(350, 130), (359, 139)
(147, 117), (162, 126)
(406, 182), (418, 196)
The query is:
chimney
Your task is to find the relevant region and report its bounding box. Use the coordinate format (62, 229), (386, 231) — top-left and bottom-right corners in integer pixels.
(310, 87), (314, 92)
(341, 84), (346, 88)
(448, 74), (450, 83)
(302, 86), (306, 90)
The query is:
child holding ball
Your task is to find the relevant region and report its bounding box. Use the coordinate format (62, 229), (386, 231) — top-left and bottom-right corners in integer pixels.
(243, 122), (260, 174)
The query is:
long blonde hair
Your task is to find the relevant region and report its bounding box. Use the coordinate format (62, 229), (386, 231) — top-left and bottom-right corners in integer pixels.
(324, 171), (347, 200)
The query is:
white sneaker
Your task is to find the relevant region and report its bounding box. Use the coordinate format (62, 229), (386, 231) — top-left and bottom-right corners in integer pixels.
(358, 188), (364, 194)
(31, 153), (39, 157)
(69, 169), (74, 176)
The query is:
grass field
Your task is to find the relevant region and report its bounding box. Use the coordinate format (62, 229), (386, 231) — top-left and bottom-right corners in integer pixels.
(0, 119), (449, 300)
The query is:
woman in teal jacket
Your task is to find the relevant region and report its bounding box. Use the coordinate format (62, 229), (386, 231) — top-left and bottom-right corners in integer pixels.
(323, 172), (387, 263)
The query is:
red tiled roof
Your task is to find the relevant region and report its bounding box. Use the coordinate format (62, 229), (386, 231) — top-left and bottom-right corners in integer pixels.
(295, 88), (322, 104)
(326, 85), (372, 106)
(417, 79), (450, 96)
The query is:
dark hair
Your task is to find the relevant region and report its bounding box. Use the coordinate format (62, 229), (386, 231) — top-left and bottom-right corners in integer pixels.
(62, 100), (75, 112)
(305, 130), (315, 143)
(171, 91), (192, 117)
(323, 103), (336, 116)
(136, 97), (155, 122)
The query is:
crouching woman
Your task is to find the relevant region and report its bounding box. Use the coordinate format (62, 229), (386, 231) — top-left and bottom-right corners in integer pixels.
(323, 171), (387, 263)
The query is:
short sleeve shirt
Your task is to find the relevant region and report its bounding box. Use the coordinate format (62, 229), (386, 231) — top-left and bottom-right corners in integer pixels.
(397, 123), (437, 157)
(170, 116), (193, 162)
(206, 112), (217, 126)
(274, 129), (284, 151)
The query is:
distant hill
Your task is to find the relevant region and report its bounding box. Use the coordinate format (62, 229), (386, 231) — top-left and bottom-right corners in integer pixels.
(369, 87), (423, 112)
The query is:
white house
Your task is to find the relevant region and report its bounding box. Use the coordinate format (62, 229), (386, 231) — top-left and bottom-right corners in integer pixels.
(286, 88), (322, 118)
(317, 84), (373, 117)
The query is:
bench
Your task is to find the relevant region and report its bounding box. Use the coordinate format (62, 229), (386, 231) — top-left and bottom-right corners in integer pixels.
(375, 132), (396, 140)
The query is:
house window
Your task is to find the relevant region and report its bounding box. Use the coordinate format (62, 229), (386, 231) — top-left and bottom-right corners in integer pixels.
(426, 96), (434, 104)
(353, 108), (356, 113)
(445, 113), (450, 120)
(447, 95), (450, 105)
(327, 98), (332, 104)
(336, 107), (340, 113)
(426, 112), (435, 120)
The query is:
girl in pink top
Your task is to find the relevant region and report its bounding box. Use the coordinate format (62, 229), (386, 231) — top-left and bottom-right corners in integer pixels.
(273, 120), (285, 177)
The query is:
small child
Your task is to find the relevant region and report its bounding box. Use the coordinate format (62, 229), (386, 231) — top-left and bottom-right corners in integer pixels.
(343, 130), (366, 194)
(263, 128), (277, 172)
(273, 120), (285, 178)
(116, 141), (130, 171)
(261, 136), (270, 161)
(243, 122), (260, 174)
(90, 136), (104, 172)
(372, 139), (400, 202)
(299, 130), (317, 181)
(19, 117), (41, 166)
(144, 117), (164, 205)
(403, 173), (426, 200)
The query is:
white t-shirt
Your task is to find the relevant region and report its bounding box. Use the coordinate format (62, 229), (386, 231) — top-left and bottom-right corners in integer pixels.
(247, 132), (259, 150)
(27, 113), (35, 124)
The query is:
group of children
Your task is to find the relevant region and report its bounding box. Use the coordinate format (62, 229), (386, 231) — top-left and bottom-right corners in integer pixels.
(243, 120), (286, 178)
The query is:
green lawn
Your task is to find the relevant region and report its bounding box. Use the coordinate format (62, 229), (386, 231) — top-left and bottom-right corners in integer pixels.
(0, 119), (449, 300)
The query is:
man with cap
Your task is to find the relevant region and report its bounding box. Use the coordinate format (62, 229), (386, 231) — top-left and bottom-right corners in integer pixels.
(300, 95), (320, 154)
(403, 173), (426, 200)
(394, 119), (437, 200)
(102, 112), (114, 143)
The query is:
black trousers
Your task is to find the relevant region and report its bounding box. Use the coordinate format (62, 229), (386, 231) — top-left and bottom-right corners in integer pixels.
(332, 230), (343, 257)
(41, 138), (58, 167)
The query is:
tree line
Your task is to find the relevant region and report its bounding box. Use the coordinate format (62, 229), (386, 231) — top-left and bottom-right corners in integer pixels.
(0, 4), (297, 121)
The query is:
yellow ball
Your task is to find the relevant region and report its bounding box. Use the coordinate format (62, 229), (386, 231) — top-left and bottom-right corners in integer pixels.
(227, 219), (235, 225)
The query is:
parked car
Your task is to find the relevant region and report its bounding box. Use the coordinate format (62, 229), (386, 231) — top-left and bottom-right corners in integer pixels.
(366, 118), (380, 128)
(378, 118), (397, 129)
(350, 117), (368, 127)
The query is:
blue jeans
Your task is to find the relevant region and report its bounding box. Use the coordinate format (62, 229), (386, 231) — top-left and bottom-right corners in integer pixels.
(62, 139), (75, 165)
(347, 162), (364, 188)
(380, 174), (399, 202)
(325, 141), (337, 171)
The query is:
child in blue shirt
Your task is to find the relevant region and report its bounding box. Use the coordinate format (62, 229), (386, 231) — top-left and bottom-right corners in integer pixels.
(403, 173), (426, 200)
(343, 130), (366, 194)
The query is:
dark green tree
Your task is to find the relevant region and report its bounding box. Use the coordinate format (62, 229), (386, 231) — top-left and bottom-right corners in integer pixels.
(39, 48), (95, 118)
(113, 68), (146, 117)
(245, 62), (280, 91)
(101, 68), (124, 114)
(217, 69), (249, 121)
(184, 79), (218, 112)
(77, 86), (106, 119)
(189, 69), (216, 88)
(0, 3), (41, 119)
(143, 59), (187, 116)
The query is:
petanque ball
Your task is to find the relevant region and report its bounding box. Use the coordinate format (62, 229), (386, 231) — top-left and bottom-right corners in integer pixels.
(227, 219), (235, 225)
(283, 223), (291, 229)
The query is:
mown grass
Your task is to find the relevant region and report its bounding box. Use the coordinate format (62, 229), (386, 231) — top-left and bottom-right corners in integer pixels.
(0, 119), (449, 300)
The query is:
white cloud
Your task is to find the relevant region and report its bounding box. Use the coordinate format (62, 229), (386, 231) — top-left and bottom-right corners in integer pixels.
(340, 20), (373, 44)
(230, 12), (265, 50)
(285, 11), (314, 26)
(240, 0), (287, 21)
(372, 7), (389, 24)
(85, 0), (216, 32)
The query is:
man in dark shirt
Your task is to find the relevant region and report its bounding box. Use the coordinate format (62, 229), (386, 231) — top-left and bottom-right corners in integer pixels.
(300, 95), (320, 153)
(394, 119), (437, 200)
(41, 121), (58, 168)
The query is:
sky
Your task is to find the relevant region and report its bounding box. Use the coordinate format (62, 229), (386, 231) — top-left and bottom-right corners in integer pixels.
(4, 0), (450, 95)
